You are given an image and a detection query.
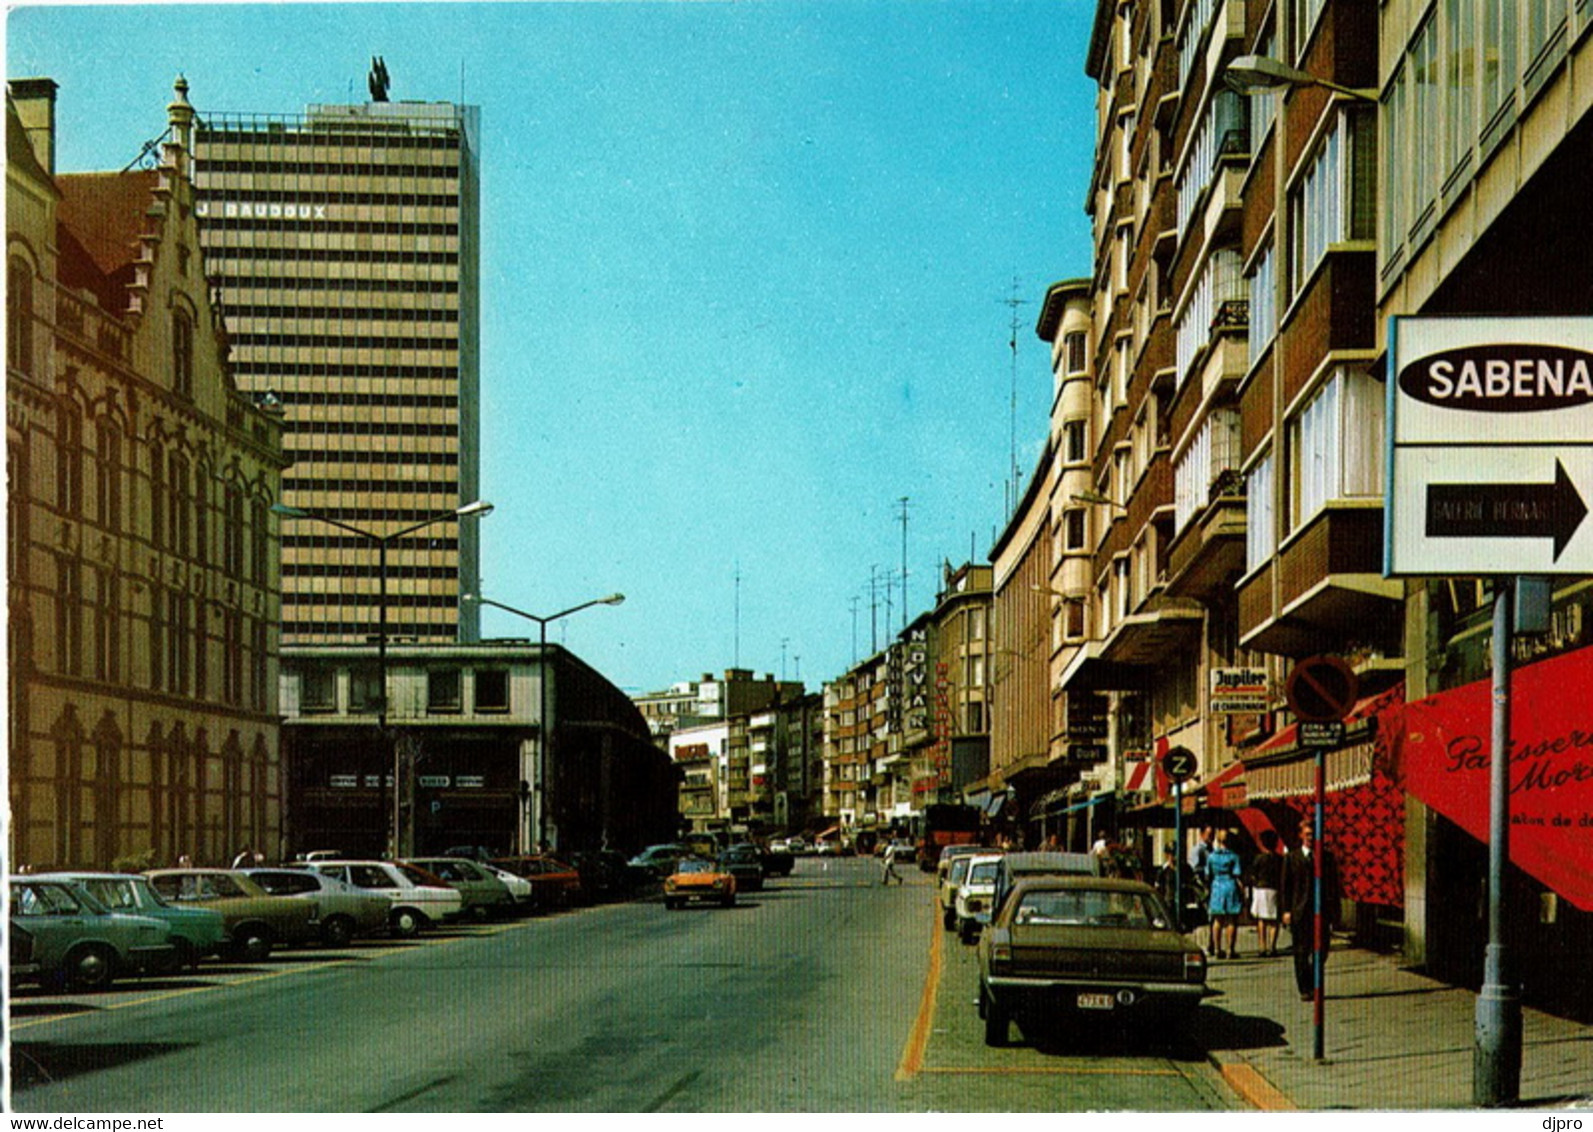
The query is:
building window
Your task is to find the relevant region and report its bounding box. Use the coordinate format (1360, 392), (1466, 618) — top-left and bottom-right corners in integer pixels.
(964, 702), (984, 733)
(300, 668), (337, 713)
(96, 422), (122, 533)
(223, 482), (243, 575)
(428, 668), (462, 713)
(1064, 418), (1088, 464)
(475, 668), (510, 712)
(1248, 241), (1276, 369)
(57, 397), (83, 516)
(251, 617), (269, 710)
(1287, 108), (1376, 296)
(169, 452), (190, 559)
(1287, 368), (1384, 531)
(56, 556), (82, 676)
(1064, 331), (1087, 375)
(350, 665), (383, 714)
(250, 497), (269, 583)
(1289, 0), (1329, 63)
(1246, 453), (1276, 572)
(172, 310), (194, 398)
(1174, 409), (1241, 532)
(8, 255), (33, 375)
(1063, 507), (1088, 552)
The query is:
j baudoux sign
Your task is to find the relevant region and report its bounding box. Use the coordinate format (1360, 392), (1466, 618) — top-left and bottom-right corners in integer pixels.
(1386, 316), (1593, 576)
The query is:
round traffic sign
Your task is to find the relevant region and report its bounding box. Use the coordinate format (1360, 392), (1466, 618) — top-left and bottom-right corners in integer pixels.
(1285, 656), (1359, 722)
(1162, 745), (1197, 782)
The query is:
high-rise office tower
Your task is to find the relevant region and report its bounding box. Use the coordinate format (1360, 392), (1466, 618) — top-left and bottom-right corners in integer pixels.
(193, 96), (482, 645)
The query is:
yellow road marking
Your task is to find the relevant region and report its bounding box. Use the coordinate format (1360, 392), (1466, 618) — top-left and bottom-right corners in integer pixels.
(919, 1065), (1184, 1077)
(1220, 1062), (1297, 1110)
(895, 901), (943, 1081)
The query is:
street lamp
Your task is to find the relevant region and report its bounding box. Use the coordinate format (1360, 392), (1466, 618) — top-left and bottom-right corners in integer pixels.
(1223, 55), (1377, 101)
(1070, 489), (1129, 511)
(462, 591), (626, 852)
(272, 499), (494, 856)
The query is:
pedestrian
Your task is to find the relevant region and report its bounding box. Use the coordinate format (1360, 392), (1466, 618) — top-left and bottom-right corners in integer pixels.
(1280, 817), (1342, 1001)
(1187, 825), (1216, 879)
(1156, 847), (1204, 933)
(1247, 829), (1286, 956)
(880, 840), (902, 885)
(1205, 830), (1245, 958)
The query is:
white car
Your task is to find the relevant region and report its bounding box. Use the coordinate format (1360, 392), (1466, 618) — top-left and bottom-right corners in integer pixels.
(954, 854), (1006, 943)
(480, 863), (535, 910)
(302, 860), (462, 937)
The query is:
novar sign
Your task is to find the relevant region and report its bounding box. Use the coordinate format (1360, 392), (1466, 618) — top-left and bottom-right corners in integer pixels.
(1387, 317), (1593, 576)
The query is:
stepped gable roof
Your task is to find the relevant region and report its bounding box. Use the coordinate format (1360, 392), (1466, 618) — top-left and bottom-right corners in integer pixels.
(55, 170), (159, 313)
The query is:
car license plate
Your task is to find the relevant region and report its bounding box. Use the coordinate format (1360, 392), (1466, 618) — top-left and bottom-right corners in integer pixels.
(1077, 992), (1115, 1011)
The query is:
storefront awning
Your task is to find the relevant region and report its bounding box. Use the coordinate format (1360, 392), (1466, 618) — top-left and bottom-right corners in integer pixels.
(1387, 645), (1593, 912)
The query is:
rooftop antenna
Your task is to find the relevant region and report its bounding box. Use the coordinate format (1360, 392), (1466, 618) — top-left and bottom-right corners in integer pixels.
(1001, 277), (1031, 514)
(734, 562), (743, 668)
(897, 496), (911, 632)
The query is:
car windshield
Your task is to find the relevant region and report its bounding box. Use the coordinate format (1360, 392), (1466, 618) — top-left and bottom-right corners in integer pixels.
(396, 864), (436, 886)
(1012, 888), (1169, 930)
(678, 859), (714, 875)
(79, 878), (139, 911)
(968, 862), (1000, 884)
(949, 859), (971, 884)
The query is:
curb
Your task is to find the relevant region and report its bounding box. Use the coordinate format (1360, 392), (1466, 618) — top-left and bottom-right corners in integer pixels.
(1208, 1049), (1297, 1111)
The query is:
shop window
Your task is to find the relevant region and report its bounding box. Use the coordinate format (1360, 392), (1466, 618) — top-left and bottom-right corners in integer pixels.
(428, 668), (462, 713)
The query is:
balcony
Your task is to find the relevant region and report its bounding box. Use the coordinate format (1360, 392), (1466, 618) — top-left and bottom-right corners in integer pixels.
(1237, 503), (1402, 656)
(1166, 476), (1247, 599)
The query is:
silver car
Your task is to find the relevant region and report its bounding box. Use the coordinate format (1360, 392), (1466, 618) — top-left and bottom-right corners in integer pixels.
(243, 868), (391, 946)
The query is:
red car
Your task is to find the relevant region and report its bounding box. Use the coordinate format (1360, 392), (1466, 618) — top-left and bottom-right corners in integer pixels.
(489, 855), (584, 909)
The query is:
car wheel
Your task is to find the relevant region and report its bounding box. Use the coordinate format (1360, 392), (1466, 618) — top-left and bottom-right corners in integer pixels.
(230, 925), (273, 963)
(390, 908), (422, 938)
(321, 915), (355, 948)
(942, 907), (956, 931)
(63, 944), (118, 992)
(162, 937), (198, 974)
(664, 898), (681, 910)
(722, 893), (736, 907)
(959, 921), (977, 945)
(982, 988), (1010, 1047)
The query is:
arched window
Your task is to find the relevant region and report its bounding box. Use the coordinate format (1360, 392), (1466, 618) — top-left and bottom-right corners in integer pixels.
(149, 437), (166, 549)
(56, 395), (83, 516)
(8, 254), (34, 376)
(92, 713), (123, 866)
(169, 451), (190, 558)
(96, 420), (122, 532)
(172, 309), (194, 398)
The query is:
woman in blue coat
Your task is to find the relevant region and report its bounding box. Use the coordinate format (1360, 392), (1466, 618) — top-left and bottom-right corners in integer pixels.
(1205, 830), (1246, 958)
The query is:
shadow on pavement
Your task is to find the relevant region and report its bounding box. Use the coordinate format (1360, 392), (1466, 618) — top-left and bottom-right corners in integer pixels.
(1188, 1003), (1290, 1053)
(12, 1041), (200, 1091)
(1018, 1017), (1208, 1062)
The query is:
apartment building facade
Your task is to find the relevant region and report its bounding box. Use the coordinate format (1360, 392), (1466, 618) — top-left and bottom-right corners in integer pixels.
(192, 96), (483, 647)
(7, 78), (287, 870)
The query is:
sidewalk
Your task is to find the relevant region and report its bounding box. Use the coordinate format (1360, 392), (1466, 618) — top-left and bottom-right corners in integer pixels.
(1198, 937), (1593, 1111)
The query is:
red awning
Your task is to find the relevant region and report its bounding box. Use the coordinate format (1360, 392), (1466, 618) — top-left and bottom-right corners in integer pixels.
(1387, 645), (1593, 912)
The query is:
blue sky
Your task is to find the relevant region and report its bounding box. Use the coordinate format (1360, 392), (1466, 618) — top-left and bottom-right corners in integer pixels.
(8, 0), (1099, 694)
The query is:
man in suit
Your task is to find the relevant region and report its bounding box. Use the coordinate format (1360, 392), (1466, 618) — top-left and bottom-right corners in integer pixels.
(1281, 817), (1341, 1001)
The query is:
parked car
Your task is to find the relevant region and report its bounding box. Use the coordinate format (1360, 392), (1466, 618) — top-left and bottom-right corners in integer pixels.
(145, 868), (319, 961)
(489, 855), (584, 908)
(439, 845), (503, 863)
(813, 839), (840, 857)
(9, 877), (175, 991)
(718, 844), (765, 892)
(43, 872), (227, 970)
(976, 876), (1208, 1047)
(954, 853), (1006, 943)
(298, 860), (463, 937)
(479, 862), (536, 911)
(568, 850), (636, 902)
(938, 852), (983, 932)
(785, 837), (809, 856)
(662, 857), (737, 909)
(759, 843), (795, 878)
(242, 867), (392, 945)
(626, 843), (692, 879)
(990, 851), (1102, 923)
(403, 857), (516, 920)
(768, 838), (791, 854)
(10, 923), (38, 984)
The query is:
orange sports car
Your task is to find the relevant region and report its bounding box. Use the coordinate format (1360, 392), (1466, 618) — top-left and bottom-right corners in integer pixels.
(663, 857), (737, 909)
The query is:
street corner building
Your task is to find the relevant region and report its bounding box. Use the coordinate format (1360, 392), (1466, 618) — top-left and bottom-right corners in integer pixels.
(7, 77), (289, 871)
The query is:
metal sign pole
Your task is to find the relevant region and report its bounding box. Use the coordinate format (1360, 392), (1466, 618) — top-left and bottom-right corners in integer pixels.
(1313, 745), (1326, 1061)
(1475, 578), (1522, 1105)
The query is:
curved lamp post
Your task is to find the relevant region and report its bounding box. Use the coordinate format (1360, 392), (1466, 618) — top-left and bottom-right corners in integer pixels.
(272, 499), (493, 855)
(1224, 54), (1377, 101)
(462, 592), (625, 852)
